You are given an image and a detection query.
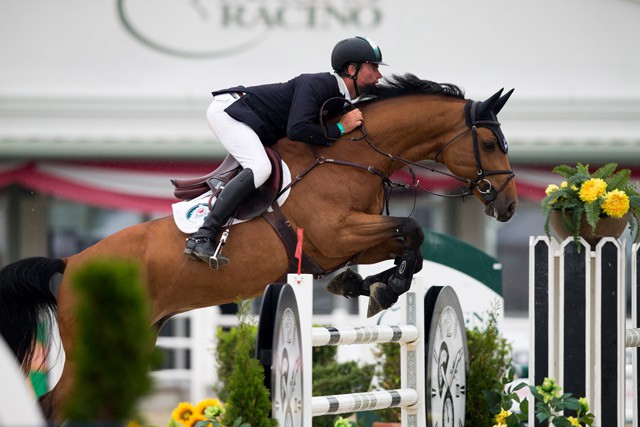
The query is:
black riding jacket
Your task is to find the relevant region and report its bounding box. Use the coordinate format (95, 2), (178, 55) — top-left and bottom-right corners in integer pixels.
(212, 72), (346, 147)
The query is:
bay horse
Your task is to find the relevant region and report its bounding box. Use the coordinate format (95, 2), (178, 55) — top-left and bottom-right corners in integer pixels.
(0, 74), (517, 422)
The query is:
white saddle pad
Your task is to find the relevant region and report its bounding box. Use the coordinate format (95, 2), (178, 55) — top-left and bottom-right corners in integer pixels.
(172, 160), (291, 234)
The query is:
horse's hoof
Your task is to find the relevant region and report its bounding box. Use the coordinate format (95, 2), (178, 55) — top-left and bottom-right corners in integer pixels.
(367, 296), (384, 318)
(368, 282), (399, 317)
(326, 268), (365, 298)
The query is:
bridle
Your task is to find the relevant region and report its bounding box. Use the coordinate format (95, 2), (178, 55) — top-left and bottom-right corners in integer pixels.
(279, 97), (515, 214)
(428, 100), (515, 203)
(339, 98), (515, 204)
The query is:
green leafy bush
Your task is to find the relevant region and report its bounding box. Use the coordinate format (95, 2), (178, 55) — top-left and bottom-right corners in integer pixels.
(465, 304), (513, 427)
(221, 300), (275, 427)
(214, 321), (257, 402)
(64, 259), (154, 423)
(371, 342), (401, 422)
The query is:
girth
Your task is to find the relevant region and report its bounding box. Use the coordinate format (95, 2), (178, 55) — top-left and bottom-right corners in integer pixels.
(261, 203), (357, 282)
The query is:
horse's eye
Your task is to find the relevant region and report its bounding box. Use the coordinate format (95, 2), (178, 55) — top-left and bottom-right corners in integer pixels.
(483, 140), (496, 151)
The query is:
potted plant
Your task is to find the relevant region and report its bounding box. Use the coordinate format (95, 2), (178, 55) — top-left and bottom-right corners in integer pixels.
(485, 374), (594, 426)
(541, 163), (640, 246)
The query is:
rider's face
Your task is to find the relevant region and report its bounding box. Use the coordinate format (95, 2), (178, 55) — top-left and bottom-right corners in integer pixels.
(356, 62), (383, 90)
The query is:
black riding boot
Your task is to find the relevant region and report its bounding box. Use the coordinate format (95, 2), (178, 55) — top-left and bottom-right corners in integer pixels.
(184, 168), (256, 269)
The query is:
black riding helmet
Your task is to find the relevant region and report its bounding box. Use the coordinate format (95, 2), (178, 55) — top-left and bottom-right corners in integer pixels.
(331, 36), (387, 72)
(331, 36), (387, 97)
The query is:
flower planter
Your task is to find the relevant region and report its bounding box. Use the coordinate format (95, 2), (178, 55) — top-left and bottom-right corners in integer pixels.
(550, 210), (629, 247)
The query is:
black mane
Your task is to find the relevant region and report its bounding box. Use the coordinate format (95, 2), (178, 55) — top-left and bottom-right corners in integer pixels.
(358, 73), (465, 103)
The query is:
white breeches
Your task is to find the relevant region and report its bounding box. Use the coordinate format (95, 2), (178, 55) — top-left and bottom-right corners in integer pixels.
(206, 94), (272, 188)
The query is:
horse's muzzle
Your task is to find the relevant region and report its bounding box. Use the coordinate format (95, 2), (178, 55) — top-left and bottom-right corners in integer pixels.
(484, 198), (517, 222)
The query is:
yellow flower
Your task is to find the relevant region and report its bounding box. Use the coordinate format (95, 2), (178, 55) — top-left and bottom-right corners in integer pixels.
(195, 398), (224, 417)
(187, 413), (207, 427)
(171, 402), (196, 426)
(545, 184), (560, 195)
(561, 181), (568, 188)
(127, 422), (141, 427)
(578, 178), (607, 203)
(567, 415), (581, 426)
(494, 408), (512, 424)
(492, 424), (507, 427)
(602, 189), (629, 218)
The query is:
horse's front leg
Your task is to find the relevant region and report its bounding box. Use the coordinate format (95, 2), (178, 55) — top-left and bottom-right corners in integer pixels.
(325, 213), (424, 315)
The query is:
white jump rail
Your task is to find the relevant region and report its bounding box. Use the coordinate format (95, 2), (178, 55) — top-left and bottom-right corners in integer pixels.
(286, 273), (426, 427)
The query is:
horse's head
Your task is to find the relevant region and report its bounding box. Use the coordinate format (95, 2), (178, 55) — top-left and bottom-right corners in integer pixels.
(436, 89), (518, 222)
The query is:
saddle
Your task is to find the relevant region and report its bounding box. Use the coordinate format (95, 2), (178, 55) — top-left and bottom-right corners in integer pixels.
(171, 146), (347, 280)
(171, 147), (283, 221)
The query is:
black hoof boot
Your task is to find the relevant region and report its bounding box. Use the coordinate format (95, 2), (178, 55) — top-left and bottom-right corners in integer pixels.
(326, 268), (366, 298)
(367, 282), (399, 317)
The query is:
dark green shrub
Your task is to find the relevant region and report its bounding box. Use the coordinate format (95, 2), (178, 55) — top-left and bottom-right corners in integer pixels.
(465, 304), (513, 427)
(221, 300), (276, 427)
(64, 259), (154, 422)
(214, 321), (257, 402)
(371, 342), (401, 422)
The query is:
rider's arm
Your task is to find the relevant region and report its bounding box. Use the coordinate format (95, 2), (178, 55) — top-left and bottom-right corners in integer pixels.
(287, 75), (344, 146)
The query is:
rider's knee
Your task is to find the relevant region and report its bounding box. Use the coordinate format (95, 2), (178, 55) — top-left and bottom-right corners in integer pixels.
(251, 164), (271, 188)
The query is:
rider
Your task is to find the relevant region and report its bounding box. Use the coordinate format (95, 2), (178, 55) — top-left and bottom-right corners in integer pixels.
(184, 36), (387, 268)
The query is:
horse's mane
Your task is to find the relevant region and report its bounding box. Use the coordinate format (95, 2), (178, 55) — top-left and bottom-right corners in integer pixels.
(358, 73), (465, 105)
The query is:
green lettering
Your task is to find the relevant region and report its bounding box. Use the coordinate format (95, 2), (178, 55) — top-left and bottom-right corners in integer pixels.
(221, 5), (247, 27)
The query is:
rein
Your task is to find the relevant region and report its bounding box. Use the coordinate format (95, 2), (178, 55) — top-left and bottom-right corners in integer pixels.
(276, 146), (395, 215)
(317, 97), (515, 205)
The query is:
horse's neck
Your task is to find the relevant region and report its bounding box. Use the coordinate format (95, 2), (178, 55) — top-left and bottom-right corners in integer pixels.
(362, 96), (467, 171)
(275, 96), (467, 178)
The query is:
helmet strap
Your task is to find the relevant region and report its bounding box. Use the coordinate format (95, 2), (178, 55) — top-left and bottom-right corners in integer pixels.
(340, 63), (362, 97)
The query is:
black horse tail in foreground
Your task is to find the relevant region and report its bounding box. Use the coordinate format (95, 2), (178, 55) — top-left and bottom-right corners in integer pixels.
(0, 257), (66, 372)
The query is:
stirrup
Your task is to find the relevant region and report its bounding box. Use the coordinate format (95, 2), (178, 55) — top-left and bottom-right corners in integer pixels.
(206, 254), (230, 270)
(190, 229), (230, 270)
(208, 229), (230, 269)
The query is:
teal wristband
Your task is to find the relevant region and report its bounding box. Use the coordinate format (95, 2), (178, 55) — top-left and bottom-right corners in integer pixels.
(336, 122), (345, 135)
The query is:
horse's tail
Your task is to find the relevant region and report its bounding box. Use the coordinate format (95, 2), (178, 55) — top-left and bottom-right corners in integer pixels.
(0, 257), (66, 372)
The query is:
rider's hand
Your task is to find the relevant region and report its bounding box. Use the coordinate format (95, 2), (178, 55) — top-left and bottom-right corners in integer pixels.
(339, 108), (364, 134)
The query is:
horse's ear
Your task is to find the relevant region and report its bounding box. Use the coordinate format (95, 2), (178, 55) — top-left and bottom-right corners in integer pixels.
(493, 88), (514, 115)
(477, 88), (503, 117)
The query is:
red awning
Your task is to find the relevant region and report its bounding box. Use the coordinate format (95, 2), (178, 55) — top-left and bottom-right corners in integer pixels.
(2, 161), (629, 214)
